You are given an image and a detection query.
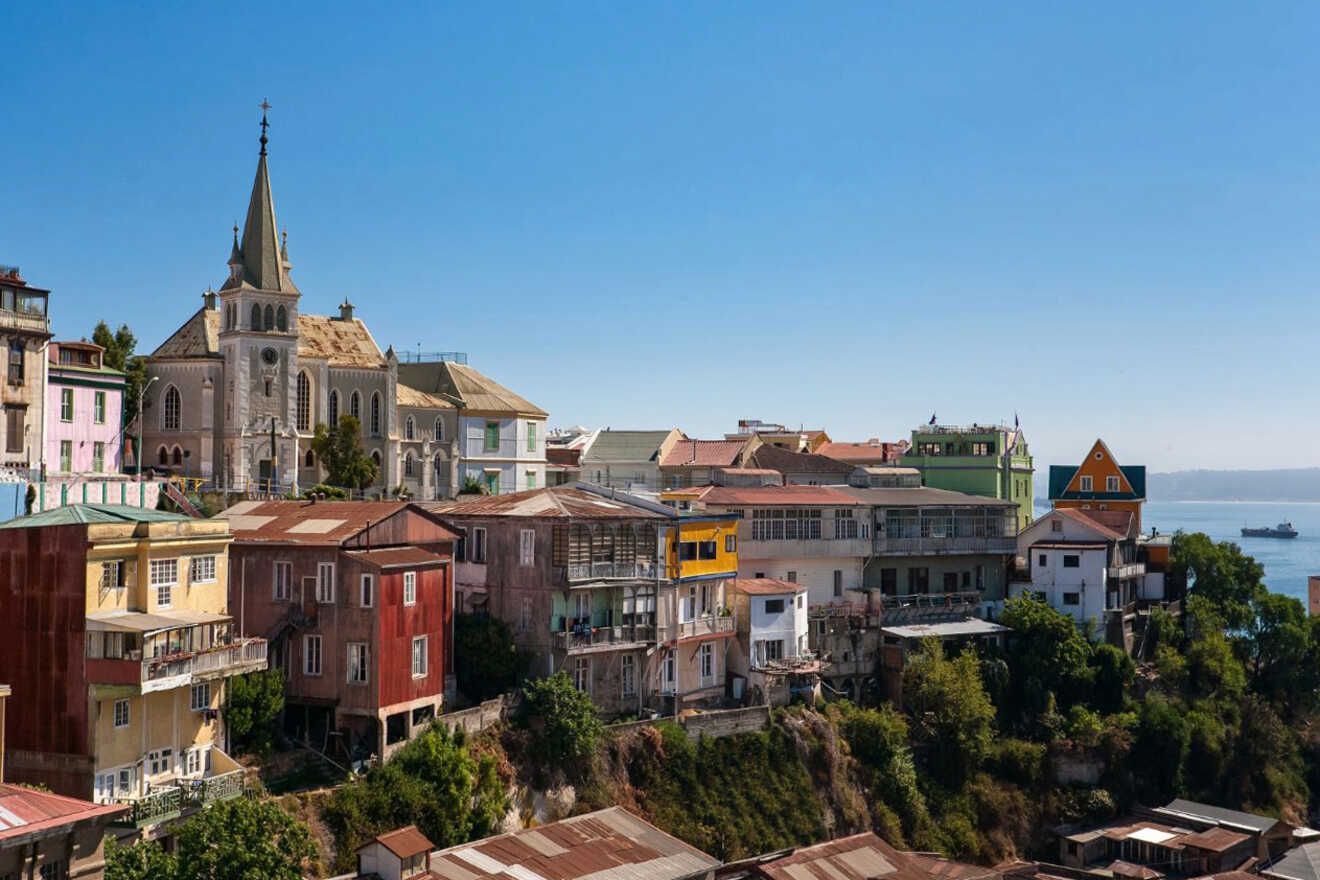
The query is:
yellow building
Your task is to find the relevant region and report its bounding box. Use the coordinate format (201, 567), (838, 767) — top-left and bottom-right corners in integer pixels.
(0, 505), (265, 834)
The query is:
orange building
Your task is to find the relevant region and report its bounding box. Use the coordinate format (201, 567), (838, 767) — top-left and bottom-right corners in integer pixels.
(1047, 439), (1146, 534)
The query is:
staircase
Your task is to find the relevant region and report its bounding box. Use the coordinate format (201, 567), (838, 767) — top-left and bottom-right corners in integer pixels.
(161, 481), (203, 518)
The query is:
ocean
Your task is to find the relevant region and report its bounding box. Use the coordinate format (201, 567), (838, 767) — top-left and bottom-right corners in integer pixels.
(1035, 501), (1320, 604)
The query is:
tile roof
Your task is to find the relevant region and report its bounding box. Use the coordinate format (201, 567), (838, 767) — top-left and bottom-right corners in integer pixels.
(428, 806), (719, 880)
(0, 783), (127, 842)
(694, 485), (865, 506)
(397, 383), (456, 410)
(423, 485), (669, 520)
(362, 825), (434, 859)
(582, 430), (675, 464)
(398, 361), (546, 418)
(151, 307), (221, 359)
(660, 439), (746, 467)
(735, 577), (806, 596)
(344, 547), (451, 569)
(0, 503), (193, 530)
(295, 314), (387, 368)
(747, 443), (856, 476)
(222, 500), (447, 545)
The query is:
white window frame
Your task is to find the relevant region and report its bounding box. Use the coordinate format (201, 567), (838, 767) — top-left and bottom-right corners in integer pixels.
(700, 642), (714, 685)
(304, 634), (323, 676)
(662, 653), (676, 694)
(113, 698), (130, 728)
(411, 635), (428, 678)
(274, 561), (292, 600)
(573, 657), (590, 693)
(403, 571), (417, 606)
(360, 573), (374, 608)
(519, 529), (535, 567)
(189, 555), (216, 584)
(1079, 475), (1093, 492)
(621, 654), (636, 698)
(347, 642), (368, 684)
(149, 559), (176, 607)
(1106, 475), (1120, 492)
(146, 747), (174, 778)
(316, 562), (335, 603)
(189, 682), (210, 712)
(471, 527), (487, 563)
(185, 744), (210, 776)
(100, 561), (123, 590)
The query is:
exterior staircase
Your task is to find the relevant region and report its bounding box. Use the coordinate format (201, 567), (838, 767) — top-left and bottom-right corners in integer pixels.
(161, 481), (203, 518)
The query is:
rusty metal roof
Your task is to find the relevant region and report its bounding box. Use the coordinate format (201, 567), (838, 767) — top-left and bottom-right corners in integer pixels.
(735, 577), (806, 596)
(398, 360), (546, 417)
(222, 500), (454, 545)
(423, 486), (668, 520)
(344, 547), (450, 569)
(361, 825), (434, 859)
(428, 806), (719, 880)
(295, 314), (386, 368)
(755, 832), (997, 880)
(0, 783), (127, 842)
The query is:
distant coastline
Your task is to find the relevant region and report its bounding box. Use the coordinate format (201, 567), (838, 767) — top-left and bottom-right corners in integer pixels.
(1147, 468), (1320, 503)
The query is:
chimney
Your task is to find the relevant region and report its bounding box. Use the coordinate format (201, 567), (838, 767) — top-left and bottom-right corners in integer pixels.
(338, 299), (355, 322)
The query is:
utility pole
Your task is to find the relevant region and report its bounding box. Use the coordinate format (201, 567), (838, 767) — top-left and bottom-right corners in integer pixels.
(135, 376), (160, 481)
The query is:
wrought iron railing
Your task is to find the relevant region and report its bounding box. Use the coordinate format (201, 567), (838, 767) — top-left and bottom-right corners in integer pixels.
(552, 624), (657, 651)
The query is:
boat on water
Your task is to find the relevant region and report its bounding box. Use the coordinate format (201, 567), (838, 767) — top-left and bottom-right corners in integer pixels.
(1241, 522), (1299, 539)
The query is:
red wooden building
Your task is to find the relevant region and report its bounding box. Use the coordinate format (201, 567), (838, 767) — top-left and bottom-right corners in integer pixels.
(224, 500), (456, 761)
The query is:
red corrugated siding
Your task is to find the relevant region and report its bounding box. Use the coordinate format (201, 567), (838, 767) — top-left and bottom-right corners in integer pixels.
(377, 563), (450, 708)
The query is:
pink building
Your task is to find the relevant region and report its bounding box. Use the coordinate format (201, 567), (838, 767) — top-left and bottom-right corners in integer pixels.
(45, 342), (125, 476)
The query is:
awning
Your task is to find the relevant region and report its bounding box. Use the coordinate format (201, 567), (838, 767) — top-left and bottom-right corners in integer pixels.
(86, 610), (231, 636)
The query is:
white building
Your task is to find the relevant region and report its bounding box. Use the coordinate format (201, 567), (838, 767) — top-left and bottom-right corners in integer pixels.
(730, 577), (817, 706)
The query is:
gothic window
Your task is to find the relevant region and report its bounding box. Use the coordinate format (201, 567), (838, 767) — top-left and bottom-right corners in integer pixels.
(404, 416), (415, 440)
(305, 449), (315, 468)
(370, 393), (381, 437)
(328, 390), (339, 426)
(158, 446), (168, 465)
(250, 304), (262, 330)
(433, 417), (444, 442)
(172, 446), (183, 466)
(263, 305), (274, 331)
(349, 391), (360, 420)
(162, 386), (181, 431)
(276, 306), (287, 332)
(371, 450), (382, 483)
(296, 371), (311, 432)
(405, 453), (414, 477)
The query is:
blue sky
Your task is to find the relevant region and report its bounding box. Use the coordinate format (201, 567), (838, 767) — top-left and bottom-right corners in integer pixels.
(5, 1), (1320, 473)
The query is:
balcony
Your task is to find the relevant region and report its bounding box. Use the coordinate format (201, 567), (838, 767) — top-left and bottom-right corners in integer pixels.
(566, 561), (658, 583)
(663, 614), (735, 641)
(738, 536), (873, 560)
(90, 639), (268, 694)
(1107, 562), (1146, 580)
(111, 765), (245, 828)
(872, 535), (1017, 556)
(552, 624), (657, 653)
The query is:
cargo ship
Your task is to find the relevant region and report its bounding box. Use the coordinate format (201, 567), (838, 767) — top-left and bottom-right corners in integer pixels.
(1241, 522), (1298, 539)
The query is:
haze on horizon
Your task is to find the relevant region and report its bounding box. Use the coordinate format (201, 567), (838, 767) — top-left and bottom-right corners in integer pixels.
(4, 1), (1319, 475)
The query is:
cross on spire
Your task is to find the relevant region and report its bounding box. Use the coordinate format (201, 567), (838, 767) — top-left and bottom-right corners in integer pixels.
(259, 99), (271, 155)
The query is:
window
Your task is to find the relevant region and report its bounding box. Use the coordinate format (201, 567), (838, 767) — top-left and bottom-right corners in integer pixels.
(662, 653), (676, 693)
(60, 388), (73, 422)
(1051, 519), (1063, 533)
(172, 446), (182, 466)
(834, 509), (860, 539)
(100, 561), (125, 589)
(725, 534), (736, 553)
(833, 569), (843, 597)
(263, 304), (274, 330)
(305, 448), (315, 468)
(1106, 475), (1120, 492)
(679, 542), (697, 561)
(1063, 555), (1080, 568)
(149, 559), (176, 607)
(349, 390), (360, 419)
(411, 636), (428, 677)
(428, 416), (443, 441)
(471, 527), (487, 563)
(749, 508), (822, 540)
(764, 598), (785, 614)
(328, 389), (339, 425)
(190, 555), (216, 584)
(273, 561), (292, 600)
(190, 682), (210, 712)
(1063, 592), (1081, 606)
(699, 642), (714, 684)
(906, 567), (929, 593)
(1038, 554), (1048, 567)
(360, 574), (374, 608)
(296, 371), (311, 432)
(4, 406), (23, 453)
(527, 421), (536, 452)
(347, 643), (368, 684)
(316, 562), (335, 603)
(147, 747), (173, 777)
(698, 540), (717, 560)
(263, 378), (272, 398)
(621, 655), (636, 698)
(248, 303), (261, 329)
(484, 470), (498, 494)
(1079, 475), (1093, 492)
(304, 635), (323, 676)
(880, 568), (897, 595)
(403, 571), (417, 606)
(485, 420), (500, 451)
(162, 385), (181, 431)
(404, 453), (414, 477)
(526, 470), (536, 490)
(92, 441), (104, 473)
(39, 861), (66, 880)
(519, 529), (535, 566)
(519, 597), (532, 632)
(59, 440), (71, 472)
(573, 657), (590, 693)
(113, 699), (130, 728)
(786, 570), (797, 583)
(185, 745), (209, 776)
(93, 390), (107, 424)
(8, 340), (23, 383)
(404, 416), (415, 440)
(764, 639), (784, 661)
(370, 392), (381, 436)
(276, 305), (287, 331)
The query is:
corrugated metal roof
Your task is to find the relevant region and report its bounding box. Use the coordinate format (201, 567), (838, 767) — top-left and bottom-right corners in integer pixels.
(735, 578), (806, 596)
(86, 609), (231, 633)
(362, 825), (434, 859)
(0, 783), (126, 842)
(747, 444), (855, 476)
(221, 500), (448, 545)
(0, 504), (193, 530)
(693, 486), (865, 507)
(582, 430), (674, 464)
(344, 547), (450, 569)
(881, 619), (1011, 639)
(756, 832), (996, 880)
(1160, 799), (1282, 834)
(398, 361), (546, 417)
(423, 486), (668, 520)
(832, 486), (1018, 509)
(1262, 841), (1320, 880)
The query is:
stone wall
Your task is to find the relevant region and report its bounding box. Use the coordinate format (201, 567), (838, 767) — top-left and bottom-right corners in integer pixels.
(679, 705), (770, 740)
(436, 695), (511, 737)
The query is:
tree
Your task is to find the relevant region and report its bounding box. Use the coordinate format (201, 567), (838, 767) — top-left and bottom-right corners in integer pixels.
(1089, 644), (1135, 715)
(226, 669), (284, 755)
(92, 320), (149, 458)
(454, 613), (530, 702)
(1170, 532), (1265, 631)
(1131, 695), (1189, 802)
(1244, 591), (1312, 705)
(902, 639), (996, 789)
(998, 595), (1094, 728)
(173, 797), (317, 880)
(310, 415), (379, 489)
(521, 672), (603, 766)
(106, 838), (177, 880)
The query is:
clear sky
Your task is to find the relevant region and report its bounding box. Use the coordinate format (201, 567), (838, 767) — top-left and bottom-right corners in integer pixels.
(5, 1), (1319, 474)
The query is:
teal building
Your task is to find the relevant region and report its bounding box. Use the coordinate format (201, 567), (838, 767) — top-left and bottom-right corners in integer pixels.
(902, 423), (1034, 529)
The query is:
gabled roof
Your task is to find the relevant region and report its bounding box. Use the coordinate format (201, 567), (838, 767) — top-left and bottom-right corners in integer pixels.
(1051, 507), (1130, 542)
(1262, 840), (1320, 880)
(0, 783), (127, 843)
(660, 439), (747, 468)
(747, 443), (855, 477)
(397, 383), (456, 410)
(423, 485), (670, 520)
(398, 361), (546, 418)
(0, 504), (193, 530)
(582, 430), (675, 464)
(360, 825), (433, 860)
(1158, 799), (1285, 834)
(151, 307), (221, 359)
(753, 831), (997, 880)
(1049, 464), (1147, 501)
(817, 440), (906, 463)
(735, 577), (806, 596)
(222, 500), (455, 545)
(296, 314), (386, 368)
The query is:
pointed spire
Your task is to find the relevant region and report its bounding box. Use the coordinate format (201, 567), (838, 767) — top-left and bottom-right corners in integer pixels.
(234, 101), (298, 294)
(228, 223), (242, 265)
(280, 228), (291, 268)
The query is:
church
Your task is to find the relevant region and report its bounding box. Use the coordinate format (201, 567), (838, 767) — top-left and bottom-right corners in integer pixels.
(144, 113), (547, 497)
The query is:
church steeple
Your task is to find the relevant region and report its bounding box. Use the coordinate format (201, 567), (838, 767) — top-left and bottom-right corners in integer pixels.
(229, 101), (298, 294)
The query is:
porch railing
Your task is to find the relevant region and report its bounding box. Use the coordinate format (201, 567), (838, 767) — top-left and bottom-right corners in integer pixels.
(142, 639), (267, 688)
(566, 561), (658, 582)
(552, 624), (657, 651)
(113, 768), (246, 827)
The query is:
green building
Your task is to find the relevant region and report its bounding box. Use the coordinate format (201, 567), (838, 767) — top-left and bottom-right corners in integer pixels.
(902, 423), (1034, 529)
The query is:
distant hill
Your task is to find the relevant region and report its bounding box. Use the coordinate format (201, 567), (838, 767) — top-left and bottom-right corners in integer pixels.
(1147, 468), (1320, 502)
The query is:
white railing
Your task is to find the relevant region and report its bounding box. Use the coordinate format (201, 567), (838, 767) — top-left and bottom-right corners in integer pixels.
(566, 561), (658, 582)
(662, 615), (735, 640)
(873, 535), (1017, 555)
(142, 639), (267, 689)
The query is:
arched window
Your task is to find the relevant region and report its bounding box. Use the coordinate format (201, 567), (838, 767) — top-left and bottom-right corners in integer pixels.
(349, 391), (361, 420)
(295, 371), (311, 432)
(276, 305), (287, 332)
(404, 453), (414, 477)
(404, 416), (415, 440)
(305, 449), (315, 468)
(158, 446), (168, 465)
(370, 392), (381, 436)
(328, 389), (339, 426)
(162, 385), (181, 431)
(263, 305), (274, 331)
(433, 417), (444, 442)
(370, 450), (382, 484)
(172, 446), (183, 466)
(250, 304), (262, 330)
